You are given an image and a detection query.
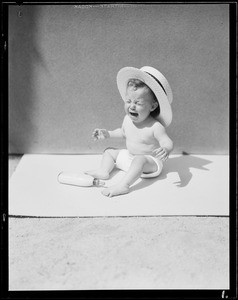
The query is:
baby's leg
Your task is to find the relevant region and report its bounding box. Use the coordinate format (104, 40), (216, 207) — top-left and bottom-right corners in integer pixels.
(85, 148), (120, 179)
(102, 155), (157, 197)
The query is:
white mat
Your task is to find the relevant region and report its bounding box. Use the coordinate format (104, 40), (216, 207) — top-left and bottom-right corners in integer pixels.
(9, 154), (229, 217)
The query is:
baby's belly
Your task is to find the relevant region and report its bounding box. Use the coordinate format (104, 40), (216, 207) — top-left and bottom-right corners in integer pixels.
(126, 140), (157, 155)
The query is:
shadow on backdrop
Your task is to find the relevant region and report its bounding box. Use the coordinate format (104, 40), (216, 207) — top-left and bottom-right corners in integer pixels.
(9, 6), (49, 153)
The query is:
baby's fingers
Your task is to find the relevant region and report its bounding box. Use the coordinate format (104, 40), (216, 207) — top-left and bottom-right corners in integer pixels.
(153, 148), (169, 161)
(152, 147), (164, 156)
(92, 129), (100, 140)
(159, 153), (168, 161)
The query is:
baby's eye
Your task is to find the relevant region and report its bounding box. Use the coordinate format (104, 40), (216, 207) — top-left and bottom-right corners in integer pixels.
(126, 99), (131, 104)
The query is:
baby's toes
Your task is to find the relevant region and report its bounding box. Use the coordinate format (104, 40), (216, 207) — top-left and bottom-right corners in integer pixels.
(102, 188), (112, 197)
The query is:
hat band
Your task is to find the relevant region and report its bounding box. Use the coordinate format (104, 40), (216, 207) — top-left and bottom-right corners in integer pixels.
(144, 72), (167, 96)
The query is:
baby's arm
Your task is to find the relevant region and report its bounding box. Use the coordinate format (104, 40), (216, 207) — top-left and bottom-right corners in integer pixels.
(93, 128), (124, 140)
(108, 128), (124, 138)
(153, 123), (173, 161)
(93, 117), (126, 140)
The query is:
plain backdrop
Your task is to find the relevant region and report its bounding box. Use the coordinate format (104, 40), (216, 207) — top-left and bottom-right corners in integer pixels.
(9, 4), (229, 154)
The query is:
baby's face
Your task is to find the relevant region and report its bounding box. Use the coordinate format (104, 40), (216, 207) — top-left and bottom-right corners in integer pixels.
(124, 86), (158, 124)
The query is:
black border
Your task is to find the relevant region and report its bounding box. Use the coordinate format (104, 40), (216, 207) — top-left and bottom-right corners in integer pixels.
(1, 1), (9, 300)
(1, 1), (237, 299)
(229, 2), (237, 299)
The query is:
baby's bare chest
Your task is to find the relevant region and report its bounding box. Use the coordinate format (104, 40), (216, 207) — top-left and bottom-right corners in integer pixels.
(124, 125), (155, 144)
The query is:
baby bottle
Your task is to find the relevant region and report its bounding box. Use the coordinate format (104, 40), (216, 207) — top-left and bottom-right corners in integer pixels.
(57, 172), (105, 187)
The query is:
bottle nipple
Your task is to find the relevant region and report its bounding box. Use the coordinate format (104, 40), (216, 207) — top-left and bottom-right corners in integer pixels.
(93, 178), (105, 187)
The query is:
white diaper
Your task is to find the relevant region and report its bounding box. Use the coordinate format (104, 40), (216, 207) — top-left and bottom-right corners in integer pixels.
(115, 149), (163, 178)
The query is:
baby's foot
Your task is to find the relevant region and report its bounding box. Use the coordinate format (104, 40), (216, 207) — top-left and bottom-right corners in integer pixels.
(85, 170), (110, 180)
(102, 183), (130, 197)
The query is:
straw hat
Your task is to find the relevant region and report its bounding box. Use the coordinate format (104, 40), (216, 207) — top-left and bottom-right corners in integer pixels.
(117, 66), (173, 127)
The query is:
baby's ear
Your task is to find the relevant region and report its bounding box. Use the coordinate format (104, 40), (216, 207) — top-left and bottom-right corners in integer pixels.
(151, 101), (159, 112)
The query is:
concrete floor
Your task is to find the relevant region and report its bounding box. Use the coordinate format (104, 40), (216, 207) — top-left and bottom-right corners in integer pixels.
(8, 156), (229, 290)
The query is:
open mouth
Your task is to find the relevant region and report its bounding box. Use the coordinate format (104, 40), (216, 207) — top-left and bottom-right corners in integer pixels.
(129, 111), (139, 117)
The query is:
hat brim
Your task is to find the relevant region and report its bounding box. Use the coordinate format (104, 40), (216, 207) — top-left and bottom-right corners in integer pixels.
(117, 67), (172, 127)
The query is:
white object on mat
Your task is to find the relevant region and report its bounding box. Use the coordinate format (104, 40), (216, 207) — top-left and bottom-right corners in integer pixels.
(9, 154), (229, 217)
(57, 172), (105, 187)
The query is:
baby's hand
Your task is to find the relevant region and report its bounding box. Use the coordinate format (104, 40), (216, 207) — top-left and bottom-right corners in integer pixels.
(92, 129), (110, 140)
(152, 147), (169, 162)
